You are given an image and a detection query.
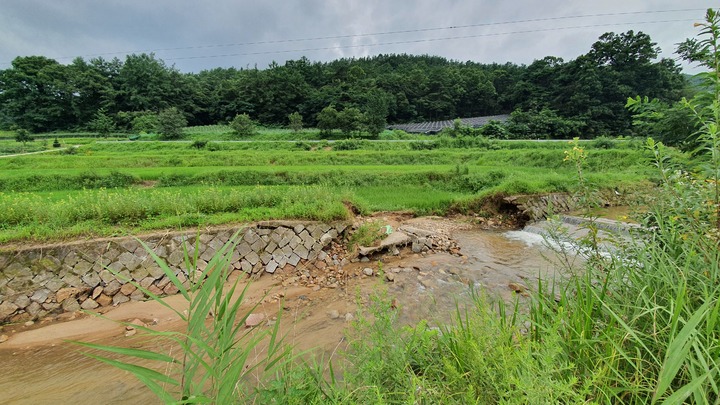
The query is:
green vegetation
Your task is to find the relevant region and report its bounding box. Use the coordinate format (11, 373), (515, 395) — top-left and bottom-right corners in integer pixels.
(230, 113), (257, 137)
(0, 138), (651, 243)
(158, 107), (187, 140)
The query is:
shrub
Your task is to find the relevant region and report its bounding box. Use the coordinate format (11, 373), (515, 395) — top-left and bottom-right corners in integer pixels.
(131, 113), (159, 134)
(190, 140), (207, 149)
(157, 107), (187, 140)
(14, 128), (32, 144)
(288, 112), (303, 133)
(230, 113), (257, 137)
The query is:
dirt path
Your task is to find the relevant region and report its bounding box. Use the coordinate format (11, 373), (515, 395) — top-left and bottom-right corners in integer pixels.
(0, 145), (80, 158)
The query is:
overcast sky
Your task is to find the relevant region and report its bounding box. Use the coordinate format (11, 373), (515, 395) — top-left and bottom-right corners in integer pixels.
(0, 1), (712, 73)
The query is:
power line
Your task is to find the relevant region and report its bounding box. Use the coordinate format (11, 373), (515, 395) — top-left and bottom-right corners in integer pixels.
(162, 19), (695, 62)
(54, 8), (705, 60)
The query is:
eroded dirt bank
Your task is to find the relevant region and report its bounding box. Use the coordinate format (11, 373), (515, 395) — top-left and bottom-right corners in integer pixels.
(0, 216), (560, 404)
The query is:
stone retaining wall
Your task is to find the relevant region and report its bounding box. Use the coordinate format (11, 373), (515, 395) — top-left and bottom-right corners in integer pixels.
(0, 221), (348, 323)
(503, 193), (576, 221)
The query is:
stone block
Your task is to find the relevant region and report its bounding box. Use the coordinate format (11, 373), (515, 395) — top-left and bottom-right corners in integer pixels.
(0, 301), (19, 321)
(265, 240), (278, 254)
(237, 242), (251, 258)
(102, 248), (121, 261)
(243, 230), (259, 245)
(30, 289), (51, 303)
(44, 277), (64, 293)
(167, 250), (184, 266)
(139, 277), (155, 289)
(241, 261), (252, 273)
(156, 276), (171, 289)
(56, 287), (83, 302)
(153, 245), (168, 258)
(208, 237), (224, 251)
(14, 294), (30, 309)
(63, 251), (79, 267)
(200, 247), (216, 263)
(130, 289), (145, 301)
(117, 270), (132, 284)
(25, 301), (42, 317)
(117, 252), (141, 271)
(131, 266), (149, 282)
(82, 272), (101, 289)
(120, 283), (136, 296)
(251, 238), (266, 253)
(147, 284), (163, 297)
(260, 252), (272, 265)
(96, 294), (113, 307)
(81, 298), (99, 310)
(295, 245), (309, 260)
(32, 271), (52, 285)
(265, 261), (279, 274)
(99, 269), (115, 284)
(163, 283), (179, 295)
(112, 294), (130, 306)
(104, 280), (122, 296)
(288, 253), (301, 267)
(118, 239), (140, 253)
(245, 251), (260, 266)
(37, 255), (61, 270)
(62, 298), (80, 312)
(61, 274), (84, 288)
(146, 263), (166, 280)
(271, 231), (283, 244)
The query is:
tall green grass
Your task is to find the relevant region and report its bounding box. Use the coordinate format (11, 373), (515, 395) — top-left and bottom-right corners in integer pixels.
(76, 233), (291, 403)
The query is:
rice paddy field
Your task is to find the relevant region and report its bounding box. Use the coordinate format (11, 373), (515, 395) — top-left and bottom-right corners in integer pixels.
(0, 134), (655, 243)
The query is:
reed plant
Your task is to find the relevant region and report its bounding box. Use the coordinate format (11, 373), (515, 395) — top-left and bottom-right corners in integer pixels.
(75, 233), (291, 403)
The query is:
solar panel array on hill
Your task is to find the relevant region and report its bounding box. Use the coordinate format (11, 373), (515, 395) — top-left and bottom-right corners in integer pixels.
(388, 114), (510, 134)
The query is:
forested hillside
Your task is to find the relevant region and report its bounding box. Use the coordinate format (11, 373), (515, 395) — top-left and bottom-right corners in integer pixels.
(0, 30), (685, 138)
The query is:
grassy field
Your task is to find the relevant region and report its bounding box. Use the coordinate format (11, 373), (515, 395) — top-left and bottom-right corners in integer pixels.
(0, 132), (657, 243)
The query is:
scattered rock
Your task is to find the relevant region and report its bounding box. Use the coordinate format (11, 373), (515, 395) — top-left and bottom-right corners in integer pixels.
(245, 313), (265, 328)
(24, 321), (34, 327)
(508, 282), (528, 295)
(385, 273), (395, 282)
(124, 329), (137, 337)
(61, 298), (81, 313)
(0, 301), (19, 321)
(91, 286), (103, 299)
(363, 268), (374, 277)
(344, 313), (354, 322)
(0, 335), (8, 343)
(328, 310), (340, 319)
(81, 298), (99, 310)
(95, 294), (112, 307)
(56, 287), (83, 303)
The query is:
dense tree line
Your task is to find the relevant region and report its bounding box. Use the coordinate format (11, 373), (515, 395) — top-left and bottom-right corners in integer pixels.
(0, 30), (686, 138)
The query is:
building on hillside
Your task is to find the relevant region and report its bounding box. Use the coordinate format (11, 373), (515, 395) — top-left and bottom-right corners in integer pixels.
(387, 114), (510, 134)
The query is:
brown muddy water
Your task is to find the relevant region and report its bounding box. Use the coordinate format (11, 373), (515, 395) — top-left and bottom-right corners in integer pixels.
(0, 225), (566, 405)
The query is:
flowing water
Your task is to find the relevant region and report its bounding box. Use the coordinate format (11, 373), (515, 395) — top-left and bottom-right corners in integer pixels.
(0, 226), (574, 404)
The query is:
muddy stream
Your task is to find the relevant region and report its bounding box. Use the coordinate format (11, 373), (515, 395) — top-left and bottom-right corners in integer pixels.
(0, 220), (566, 404)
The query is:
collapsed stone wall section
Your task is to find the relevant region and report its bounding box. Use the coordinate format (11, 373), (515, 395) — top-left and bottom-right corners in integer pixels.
(0, 221), (348, 323)
(503, 193), (576, 221)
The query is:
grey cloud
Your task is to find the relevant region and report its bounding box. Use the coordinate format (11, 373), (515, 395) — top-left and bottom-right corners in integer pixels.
(0, 0), (711, 72)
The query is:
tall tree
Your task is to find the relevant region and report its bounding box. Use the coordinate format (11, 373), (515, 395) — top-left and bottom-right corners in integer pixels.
(0, 56), (74, 132)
